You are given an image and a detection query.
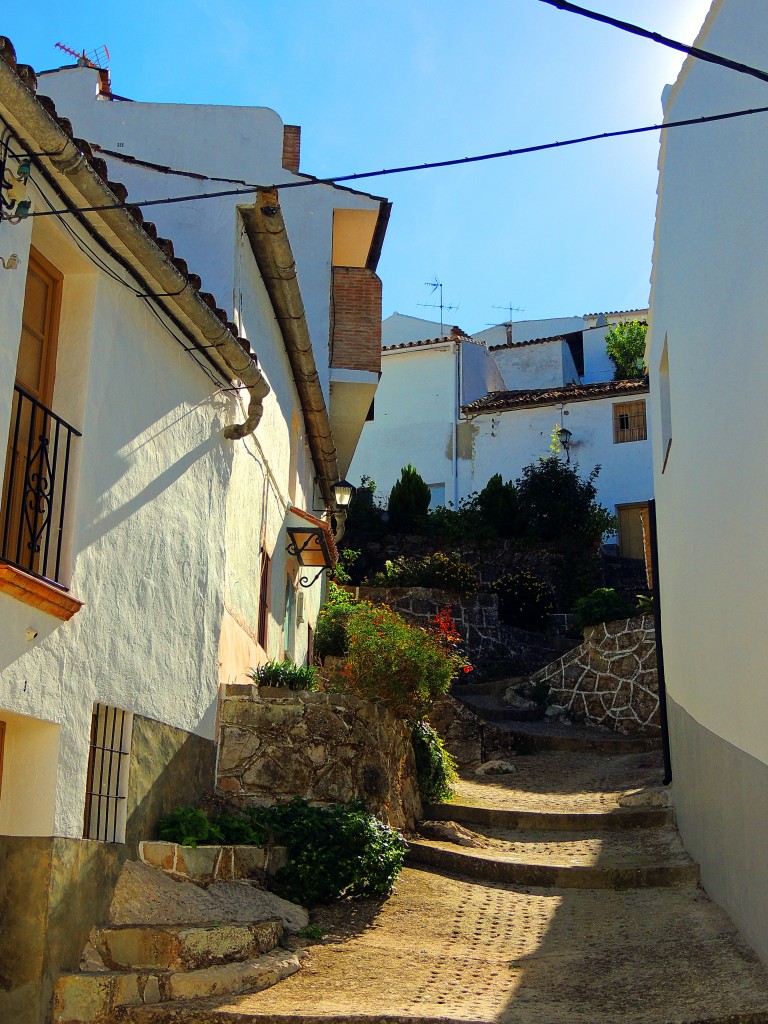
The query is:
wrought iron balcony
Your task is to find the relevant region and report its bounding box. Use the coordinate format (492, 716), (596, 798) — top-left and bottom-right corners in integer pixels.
(1, 383), (81, 586)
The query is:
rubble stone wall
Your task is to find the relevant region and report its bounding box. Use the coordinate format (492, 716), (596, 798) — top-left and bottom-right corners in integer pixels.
(533, 616), (659, 736)
(216, 686), (422, 830)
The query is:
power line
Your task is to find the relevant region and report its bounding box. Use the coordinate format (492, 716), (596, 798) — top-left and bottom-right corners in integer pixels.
(23, 103), (768, 220)
(537, 0), (768, 88)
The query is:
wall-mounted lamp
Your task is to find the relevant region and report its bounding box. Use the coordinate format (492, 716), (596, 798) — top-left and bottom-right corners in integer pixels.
(557, 426), (573, 463)
(331, 479), (355, 509)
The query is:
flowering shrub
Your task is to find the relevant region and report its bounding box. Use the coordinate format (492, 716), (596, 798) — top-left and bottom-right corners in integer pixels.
(492, 571), (555, 630)
(429, 606), (472, 679)
(368, 551), (477, 598)
(314, 581), (357, 658)
(344, 603), (454, 719)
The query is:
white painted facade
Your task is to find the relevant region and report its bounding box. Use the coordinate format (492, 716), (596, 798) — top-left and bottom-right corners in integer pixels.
(647, 0), (768, 960)
(351, 310), (652, 533)
(0, 62), (383, 844)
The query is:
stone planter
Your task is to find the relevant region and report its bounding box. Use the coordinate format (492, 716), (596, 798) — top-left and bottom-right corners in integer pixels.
(139, 840), (288, 885)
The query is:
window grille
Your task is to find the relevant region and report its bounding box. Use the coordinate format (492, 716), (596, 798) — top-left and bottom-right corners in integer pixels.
(613, 400), (647, 444)
(83, 704), (132, 843)
(257, 549), (271, 649)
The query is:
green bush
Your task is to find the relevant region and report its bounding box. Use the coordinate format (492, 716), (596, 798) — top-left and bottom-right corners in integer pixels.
(344, 603), (454, 719)
(314, 581), (357, 658)
(516, 457), (616, 548)
(250, 659), (318, 690)
(605, 320), (647, 379)
(368, 551), (477, 598)
(330, 548), (360, 586)
(159, 799), (407, 906)
(411, 720), (458, 804)
(388, 464), (431, 532)
(476, 473), (521, 539)
(573, 588), (636, 631)
(249, 798), (407, 905)
(492, 571), (554, 629)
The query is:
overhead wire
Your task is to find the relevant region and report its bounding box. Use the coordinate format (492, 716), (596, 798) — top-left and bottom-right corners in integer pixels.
(536, 1), (768, 88)
(18, 103), (768, 221)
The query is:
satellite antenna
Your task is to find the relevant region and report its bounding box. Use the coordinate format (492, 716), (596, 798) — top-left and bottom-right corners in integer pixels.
(55, 41), (110, 69)
(418, 278), (458, 335)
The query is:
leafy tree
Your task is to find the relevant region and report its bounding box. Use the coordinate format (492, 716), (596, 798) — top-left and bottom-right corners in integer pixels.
(388, 464), (431, 532)
(516, 457), (616, 547)
(604, 320), (647, 379)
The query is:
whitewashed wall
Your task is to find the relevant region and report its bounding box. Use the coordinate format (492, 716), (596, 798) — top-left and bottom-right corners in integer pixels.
(37, 67), (383, 404)
(0, 171), (315, 837)
(460, 340), (506, 405)
(459, 395), (653, 523)
(647, 0), (768, 961)
(381, 313), (446, 346)
(348, 343), (457, 506)
(491, 339), (579, 390)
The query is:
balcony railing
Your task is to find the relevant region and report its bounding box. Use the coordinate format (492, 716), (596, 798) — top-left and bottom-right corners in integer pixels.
(1, 383), (81, 586)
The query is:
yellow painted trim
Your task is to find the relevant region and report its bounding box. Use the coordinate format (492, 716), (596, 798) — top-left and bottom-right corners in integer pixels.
(0, 562), (82, 620)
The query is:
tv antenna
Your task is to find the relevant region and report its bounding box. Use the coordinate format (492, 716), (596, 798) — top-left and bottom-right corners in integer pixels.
(487, 300), (525, 326)
(55, 41), (110, 69)
(418, 278), (458, 335)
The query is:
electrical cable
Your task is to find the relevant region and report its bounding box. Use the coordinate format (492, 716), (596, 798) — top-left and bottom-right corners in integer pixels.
(21, 103), (768, 219)
(536, 0), (768, 88)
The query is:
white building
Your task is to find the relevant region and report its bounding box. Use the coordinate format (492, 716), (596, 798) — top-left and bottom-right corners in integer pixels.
(0, 41), (386, 1022)
(647, 0), (768, 961)
(351, 309), (652, 556)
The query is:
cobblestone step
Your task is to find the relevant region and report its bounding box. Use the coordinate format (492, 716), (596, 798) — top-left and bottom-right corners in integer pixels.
(459, 693), (546, 723)
(483, 718), (661, 754)
(407, 824), (698, 889)
(423, 800), (672, 831)
(95, 918), (283, 972)
(53, 947), (302, 1023)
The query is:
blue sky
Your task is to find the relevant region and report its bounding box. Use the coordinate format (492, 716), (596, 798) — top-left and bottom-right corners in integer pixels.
(7, 1), (713, 331)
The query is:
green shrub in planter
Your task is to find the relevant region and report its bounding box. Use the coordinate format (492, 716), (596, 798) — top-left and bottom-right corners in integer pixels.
(573, 588), (636, 631)
(315, 582), (358, 658)
(492, 571), (554, 629)
(250, 659), (318, 690)
(411, 720), (458, 804)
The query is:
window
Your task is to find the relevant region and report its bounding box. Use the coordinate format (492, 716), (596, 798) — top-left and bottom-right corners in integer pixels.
(257, 548), (271, 650)
(428, 483), (446, 508)
(1, 248), (81, 583)
(613, 400), (647, 444)
(659, 336), (672, 472)
(83, 704), (133, 843)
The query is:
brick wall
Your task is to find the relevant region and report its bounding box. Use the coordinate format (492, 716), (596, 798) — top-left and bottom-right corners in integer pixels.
(330, 267), (382, 373)
(282, 125), (301, 174)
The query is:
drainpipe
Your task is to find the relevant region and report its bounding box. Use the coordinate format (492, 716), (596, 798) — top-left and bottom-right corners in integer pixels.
(0, 44), (269, 439)
(648, 498), (672, 785)
(453, 338), (461, 509)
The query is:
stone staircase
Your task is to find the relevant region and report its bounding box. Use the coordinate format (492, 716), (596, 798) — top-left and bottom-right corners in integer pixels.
(52, 860), (307, 1023)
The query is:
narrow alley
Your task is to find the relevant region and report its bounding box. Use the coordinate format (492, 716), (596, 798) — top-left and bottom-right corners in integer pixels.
(122, 733), (768, 1024)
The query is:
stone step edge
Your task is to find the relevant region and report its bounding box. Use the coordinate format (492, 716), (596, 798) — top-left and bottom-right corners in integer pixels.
(95, 918), (283, 972)
(423, 802), (673, 831)
(406, 839), (700, 890)
(482, 722), (661, 753)
(53, 948), (303, 1023)
(139, 840), (288, 885)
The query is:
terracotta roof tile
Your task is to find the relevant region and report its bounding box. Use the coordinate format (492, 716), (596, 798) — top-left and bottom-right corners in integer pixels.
(488, 333), (567, 352)
(463, 377), (649, 414)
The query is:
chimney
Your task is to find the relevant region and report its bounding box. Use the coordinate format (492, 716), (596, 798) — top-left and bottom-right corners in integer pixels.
(282, 125), (301, 174)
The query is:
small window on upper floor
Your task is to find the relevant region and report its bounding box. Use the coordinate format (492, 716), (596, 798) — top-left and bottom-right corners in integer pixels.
(613, 400), (647, 444)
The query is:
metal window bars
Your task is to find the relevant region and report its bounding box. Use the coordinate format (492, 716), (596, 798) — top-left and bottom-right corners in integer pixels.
(1, 383), (82, 584)
(83, 704), (132, 844)
(613, 400), (647, 444)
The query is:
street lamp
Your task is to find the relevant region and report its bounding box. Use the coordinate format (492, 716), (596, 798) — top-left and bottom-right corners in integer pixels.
(557, 426), (573, 463)
(331, 479), (355, 509)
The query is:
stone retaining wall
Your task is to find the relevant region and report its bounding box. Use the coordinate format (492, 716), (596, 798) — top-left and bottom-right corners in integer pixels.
(357, 586), (573, 676)
(216, 686), (421, 829)
(533, 615), (659, 736)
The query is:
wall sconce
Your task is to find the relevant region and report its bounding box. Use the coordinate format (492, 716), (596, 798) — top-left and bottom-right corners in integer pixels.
(331, 479), (355, 509)
(557, 426), (573, 463)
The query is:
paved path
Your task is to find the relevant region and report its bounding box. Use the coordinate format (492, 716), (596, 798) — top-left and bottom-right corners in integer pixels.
(130, 748), (768, 1023)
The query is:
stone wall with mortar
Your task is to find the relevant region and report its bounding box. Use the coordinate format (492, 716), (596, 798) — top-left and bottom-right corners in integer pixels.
(533, 616), (658, 736)
(216, 686), (422, 830)
(357, 586), (573, 676)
